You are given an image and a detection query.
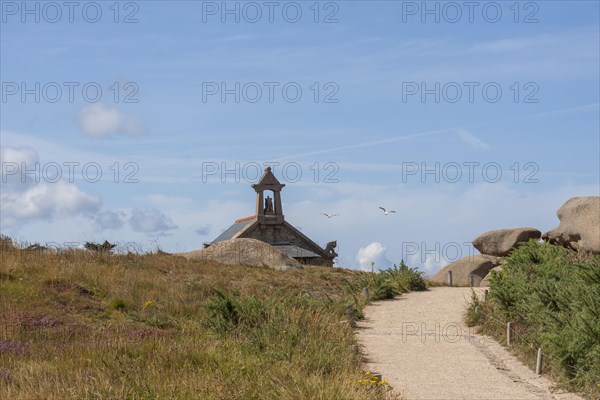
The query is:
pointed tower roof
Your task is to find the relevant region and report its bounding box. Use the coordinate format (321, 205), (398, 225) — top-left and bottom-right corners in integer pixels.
(252, 167), (285, 192)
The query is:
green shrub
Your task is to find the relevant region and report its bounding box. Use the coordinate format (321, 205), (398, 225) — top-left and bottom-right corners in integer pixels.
(382, 261), (427, 292)
(345, 261), (427, 302)
(464, 289), (484, 327)
(471, 240), (600, 399)
(370, 273), (399, 300)
(108, 298), (126, 311)
(202, 289), (268, 335)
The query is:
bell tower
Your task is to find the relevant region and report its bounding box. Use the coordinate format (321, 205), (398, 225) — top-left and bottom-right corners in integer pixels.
(252, 167), (285, 225)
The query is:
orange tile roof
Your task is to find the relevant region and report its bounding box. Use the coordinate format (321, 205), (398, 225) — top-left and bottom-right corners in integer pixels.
(235, 215), (256, 223)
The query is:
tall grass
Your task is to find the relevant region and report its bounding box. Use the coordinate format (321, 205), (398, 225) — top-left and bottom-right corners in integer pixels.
(346, 261), (427, 301)
(0, 237), (398, 399)
(466, 240), (600, 399)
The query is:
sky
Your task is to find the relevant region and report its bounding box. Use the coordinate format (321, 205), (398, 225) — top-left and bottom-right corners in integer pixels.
(1, 0), (599, 275)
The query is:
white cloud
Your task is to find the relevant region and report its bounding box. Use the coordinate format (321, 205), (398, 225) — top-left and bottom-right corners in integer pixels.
(455, 129), (490, 150)
(356, 242), (392, 271)
(407, 251), (451, 277)
(95, 210), (126, 230)
(1, 145), (38, 189)
(0, 145), (37, 165)
(75, 104), (147, 138)
(1, 181), (101, 225)
(0, 146), (101, 227)
(129, 209), (177, 234)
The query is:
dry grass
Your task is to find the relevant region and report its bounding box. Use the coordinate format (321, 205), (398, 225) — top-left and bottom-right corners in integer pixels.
(0, 238), (397, 399)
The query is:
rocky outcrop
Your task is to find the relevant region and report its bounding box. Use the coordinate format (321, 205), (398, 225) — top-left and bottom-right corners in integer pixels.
(434, 196), (598, 286)
(182, 238), (303, 270)
(473, 228), (541, 257)
(542, 197), (600, 254)
(431, 255), (502, 287)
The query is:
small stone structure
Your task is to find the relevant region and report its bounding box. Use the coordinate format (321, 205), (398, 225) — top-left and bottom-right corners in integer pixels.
(205, 167), (338, 266)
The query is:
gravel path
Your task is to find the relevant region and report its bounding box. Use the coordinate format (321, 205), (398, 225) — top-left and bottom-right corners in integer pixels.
(356, 287), (584, 400)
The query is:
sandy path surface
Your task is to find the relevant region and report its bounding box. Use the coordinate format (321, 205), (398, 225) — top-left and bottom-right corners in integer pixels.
(356, 287), (584, 400)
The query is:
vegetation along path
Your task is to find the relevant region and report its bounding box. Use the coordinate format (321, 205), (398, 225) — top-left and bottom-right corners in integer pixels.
(357, 287), (584, 400)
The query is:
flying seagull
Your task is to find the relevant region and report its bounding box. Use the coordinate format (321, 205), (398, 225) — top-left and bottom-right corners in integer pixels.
(321, 213), (340, 219)
(378, 207), (396, 215)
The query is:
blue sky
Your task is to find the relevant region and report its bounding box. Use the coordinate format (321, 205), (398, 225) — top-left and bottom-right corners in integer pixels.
(1, 1), (599, 274)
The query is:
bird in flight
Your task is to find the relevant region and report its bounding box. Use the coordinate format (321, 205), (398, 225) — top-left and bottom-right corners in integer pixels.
(378, 207), (396, 215)
(321, 213), (340, 219)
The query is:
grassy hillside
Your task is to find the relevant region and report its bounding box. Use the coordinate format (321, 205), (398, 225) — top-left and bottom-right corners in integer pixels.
(466, 241), (600, 399)
(0, 237), (421, 399)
